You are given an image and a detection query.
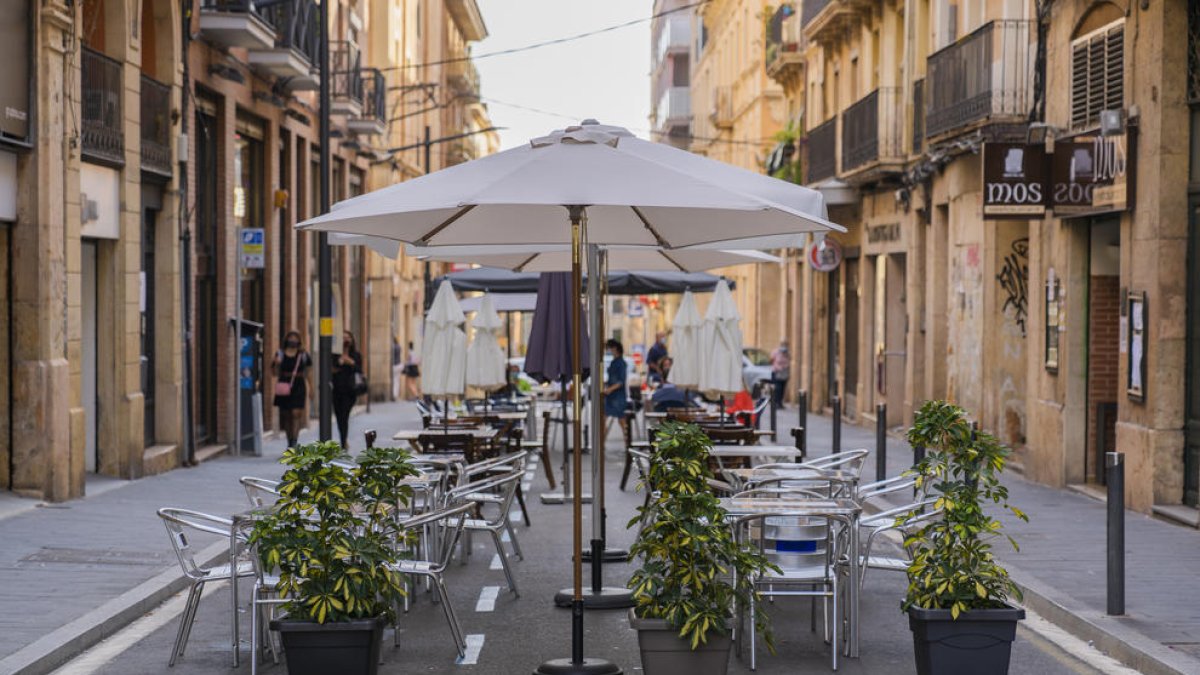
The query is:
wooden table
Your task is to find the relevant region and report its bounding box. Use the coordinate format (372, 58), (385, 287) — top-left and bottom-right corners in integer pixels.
(719, 497), (864, 658)
(392, 427), (498, 442)
(433, 411), (527, 422)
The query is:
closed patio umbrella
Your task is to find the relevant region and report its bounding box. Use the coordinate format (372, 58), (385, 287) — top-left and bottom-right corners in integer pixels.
(668, 290), (703, 390)
(466, 293), (507, 392)
(698, 280), (744, 403)
(421, 281), (467, 399)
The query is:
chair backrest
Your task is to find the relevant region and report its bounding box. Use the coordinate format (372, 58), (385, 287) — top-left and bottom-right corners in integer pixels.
(732, 486), (829, 500)
(157, 508), (234, 580)
(400, 501), (475, 572)
(702, 425), (756, 446)
(857, 474), (918, 502)
(801, 449), (870, 477)
(418, 432), (475, 453)
(461, 450), (528, 481)
(736, 512), (835, 580)
(240, 476), (281, 509)
(448, 469), (523, 525)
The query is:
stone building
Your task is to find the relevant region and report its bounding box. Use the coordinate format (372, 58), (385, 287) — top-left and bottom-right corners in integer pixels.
(0, 0), (495, 501)
(762, 0), (1195, 517)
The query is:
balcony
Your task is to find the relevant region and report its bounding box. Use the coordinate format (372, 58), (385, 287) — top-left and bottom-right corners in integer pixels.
(446, 57), (480, 98)
(140, 75), (172, 177)
(656, 86), (691, 128)
(804, 117), (836, 185)
(248, 0), (321, 90)
(841, 87), (903, 178)
(924, 19), (1033, 141)
(803, 0), (859, 43)
(331, 42), (363, 117)
(765, 4), (804, 85)
(709, 86), (734, 129)
(446, 0), (488, 42)
(654, 16), (690, 73)
(346, 69), (386, 136)
(81, 47), (124, 166)
(198, 0), (275, 50)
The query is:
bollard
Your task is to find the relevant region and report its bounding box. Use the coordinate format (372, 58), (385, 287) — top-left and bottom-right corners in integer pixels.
(798, 389), (808, 449)
(769, 385), (779, 438)
(876, 403), (887, 481)
(831, 394), (842, 456)
(1107, 451), (1125, 616)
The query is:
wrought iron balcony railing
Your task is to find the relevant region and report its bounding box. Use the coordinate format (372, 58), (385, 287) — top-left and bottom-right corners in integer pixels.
(924, 19), (1033, 140)
(841, 87), (903, 173)
(140, 75), (172, 176)
(259, 0), (320, 67)
(331, 41), (364, 107)
(82, 46), (124, 166)
(766, 3), (804, 79)
(805, 116), (836, 184)
(346, 68), (387, 136)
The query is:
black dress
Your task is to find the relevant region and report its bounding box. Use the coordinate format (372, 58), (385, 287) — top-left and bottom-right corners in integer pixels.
(273, 351), (312, 410)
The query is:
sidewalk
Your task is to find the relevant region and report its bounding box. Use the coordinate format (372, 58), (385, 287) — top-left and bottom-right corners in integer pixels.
(0, 401), (421, 675)
(785, 409), (1200, 675)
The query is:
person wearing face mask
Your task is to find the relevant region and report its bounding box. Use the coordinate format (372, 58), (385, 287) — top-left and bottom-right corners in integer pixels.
(602, 339), (629, 449)
(272, 330), (313, 448)
(332, 331), (365, 449)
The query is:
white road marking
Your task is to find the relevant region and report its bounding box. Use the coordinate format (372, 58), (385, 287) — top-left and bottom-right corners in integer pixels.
(500, 530), (511, 543)
(509, 510), (522, 523)
(521, 482), (532, 493)
(50, 585), (201, 675)
(489, 553), (503, 570)
(456, 634), (486, 665)
(474, 586), (501, 612)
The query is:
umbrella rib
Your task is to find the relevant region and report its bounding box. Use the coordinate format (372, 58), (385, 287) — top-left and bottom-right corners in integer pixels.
(512, 253), (539, 272)
(658, 250), (687, 272)
(629, 206), (672, 249)
(416, 205), (477, 245)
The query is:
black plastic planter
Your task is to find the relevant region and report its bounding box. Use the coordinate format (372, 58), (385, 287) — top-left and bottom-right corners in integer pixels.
(271, 616), (386, 675)
(629, 609), (732, 675)
(908, 605), (1025, 675)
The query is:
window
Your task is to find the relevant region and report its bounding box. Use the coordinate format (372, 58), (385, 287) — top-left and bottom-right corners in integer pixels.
(1071, 20), (1124, 130)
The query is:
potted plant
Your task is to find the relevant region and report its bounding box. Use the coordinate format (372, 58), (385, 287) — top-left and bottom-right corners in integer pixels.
(626, 421), (777, 675)
(903, 401), (1030, 675)
(250, 441), (418, 675)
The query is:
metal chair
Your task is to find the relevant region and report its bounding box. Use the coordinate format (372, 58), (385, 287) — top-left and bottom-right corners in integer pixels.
(856, 474), (918, 502)
(245, 532), (285, 675)
(799, 449), (870, 476)
(239, 476), (280, 509)
(448, 469), (526, 595)
(459, 450), (531, 532)
(520, 410), (558, 489)
(157, 508), (255, 667)
(849, 498), (941, 591)
(392, 502), (475, 657)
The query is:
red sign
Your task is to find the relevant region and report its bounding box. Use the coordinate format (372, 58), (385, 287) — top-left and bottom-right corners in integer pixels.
(808, 238), (842, 272)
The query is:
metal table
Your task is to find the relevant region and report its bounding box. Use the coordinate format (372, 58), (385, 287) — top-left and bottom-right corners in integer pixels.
(724, 467), (859, 496)
(392, 426), (498, 442)
(718, 497), (864, 658)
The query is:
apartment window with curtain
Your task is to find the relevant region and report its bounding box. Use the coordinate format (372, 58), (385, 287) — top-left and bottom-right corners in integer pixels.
(1070, 19), (1124, 130)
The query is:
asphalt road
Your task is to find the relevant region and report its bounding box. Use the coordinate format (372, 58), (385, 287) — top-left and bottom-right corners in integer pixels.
(51, 422), (1109, 675)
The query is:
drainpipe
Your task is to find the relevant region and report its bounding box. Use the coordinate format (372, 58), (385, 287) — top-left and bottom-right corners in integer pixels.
(180, 0), (196, 465)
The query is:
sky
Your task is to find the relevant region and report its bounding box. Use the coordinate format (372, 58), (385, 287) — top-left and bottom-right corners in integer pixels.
(472, 1), (653, 150)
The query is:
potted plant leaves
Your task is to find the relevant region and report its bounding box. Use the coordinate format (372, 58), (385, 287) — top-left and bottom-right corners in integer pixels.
(250, 441), (418, 675)
(627, 421), (777, 675)
(903, 401), (1029, 675)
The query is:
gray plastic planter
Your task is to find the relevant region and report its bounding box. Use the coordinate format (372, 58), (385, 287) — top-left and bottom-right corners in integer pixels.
(629, 609), (732, 675)
(271, 616), (385, 675)
(908, 604), (1025, 675)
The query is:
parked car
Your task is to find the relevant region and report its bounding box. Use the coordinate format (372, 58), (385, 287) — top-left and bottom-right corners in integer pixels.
(742, 347), (773, 398)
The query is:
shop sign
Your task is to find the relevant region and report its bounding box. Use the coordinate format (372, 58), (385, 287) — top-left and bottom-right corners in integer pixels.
(983, 143), (1048, 219)
(808, 237), (842, 273)
(240, 228), (264, 268)
(1050, 128), (1136, 217)
(866, 223), (901, 244)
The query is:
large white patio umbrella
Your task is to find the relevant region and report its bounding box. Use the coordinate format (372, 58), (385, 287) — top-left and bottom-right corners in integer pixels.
(404, 243), (781, 272)
(299, 121), (844, 675)
(669, 290), (703, 389)
(465, 293), (507, 393)
(698, 280), (744, 402)
(421, 281), (467, 399)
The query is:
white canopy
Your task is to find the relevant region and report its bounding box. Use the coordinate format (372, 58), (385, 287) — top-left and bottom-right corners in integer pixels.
(668, 290), (703, 389)
(698, 280), (744, 396)
(460, 293), (538, 313)
(405, 244), (782, 273)
(466, 294), (506, 391)
(421, 281), (467, 397)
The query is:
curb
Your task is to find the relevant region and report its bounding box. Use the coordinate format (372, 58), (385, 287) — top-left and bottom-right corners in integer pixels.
(1007, 563), (1200, 675)
(0, 540), (229, 675)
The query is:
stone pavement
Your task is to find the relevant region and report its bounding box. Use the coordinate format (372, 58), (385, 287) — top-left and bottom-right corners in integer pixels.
(783, 408), (1200, 675)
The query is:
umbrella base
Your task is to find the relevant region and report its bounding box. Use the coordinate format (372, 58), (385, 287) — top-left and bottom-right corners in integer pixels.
(533, 658), (623, 675)
(539, 491), (593, 505)
(578, 548), (631, 563)
(554, 587), (635, 610)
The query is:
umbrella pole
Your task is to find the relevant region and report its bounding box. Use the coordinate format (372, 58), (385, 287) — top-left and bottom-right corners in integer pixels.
(536, 207), (620, 675)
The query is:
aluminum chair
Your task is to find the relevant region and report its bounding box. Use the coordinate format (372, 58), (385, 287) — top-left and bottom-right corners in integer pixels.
(392, 502), (475, 657)
(457, 451), (529, 550)
(448, 469), (525, 595)
(157, 508), (256, 667)
(245, 532), (285, 675)
(856, 474), (918, 502)
(850, 498), (941, 591)
(799, 449), (870, 476)
(239, 476), (280, 508)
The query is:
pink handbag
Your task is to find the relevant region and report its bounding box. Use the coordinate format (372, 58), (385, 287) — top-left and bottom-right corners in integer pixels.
(275, 353), (302, 397)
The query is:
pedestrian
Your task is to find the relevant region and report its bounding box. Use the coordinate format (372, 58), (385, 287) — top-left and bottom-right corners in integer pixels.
(770, 340), (790, 408)
(332, 331), (364, 449)
(646, 331), (668, 380)
(272, 330), (312, 449)
(602, 339), (629, 449)
(402, 341), (421, 401)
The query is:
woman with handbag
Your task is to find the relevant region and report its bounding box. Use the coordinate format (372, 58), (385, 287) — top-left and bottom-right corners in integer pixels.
(402, 341), (421, 401)
(332, 331), (365, 449)
(272, 330), (312, 449)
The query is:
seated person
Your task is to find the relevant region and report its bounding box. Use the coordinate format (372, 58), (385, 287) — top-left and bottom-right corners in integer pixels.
(650, 379), (697, 411)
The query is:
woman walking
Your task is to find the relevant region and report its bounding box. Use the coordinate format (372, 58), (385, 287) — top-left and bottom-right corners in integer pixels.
(272, 330), (312, 449)
(402, 341), (422, 401)
(332, 331), (364, 449)
(601, 339), (629, 449)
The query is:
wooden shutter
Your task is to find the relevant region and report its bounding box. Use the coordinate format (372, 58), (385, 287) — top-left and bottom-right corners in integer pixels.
(1070, 21), (1124, 129)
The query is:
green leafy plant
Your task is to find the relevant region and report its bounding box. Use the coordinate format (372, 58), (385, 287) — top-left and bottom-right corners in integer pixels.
(768, 119), (805, 185)
(903, 401), (1029, 618)
(249, 441), (419, 624)
(627, 422), (779, 650)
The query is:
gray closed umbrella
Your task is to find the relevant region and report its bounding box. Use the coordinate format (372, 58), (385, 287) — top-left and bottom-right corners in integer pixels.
(525, 272), (589, 503)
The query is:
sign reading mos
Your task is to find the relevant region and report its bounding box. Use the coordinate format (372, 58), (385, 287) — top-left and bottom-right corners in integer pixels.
(983, 142), (1048, 219)
(1050, 127), (1135, 217)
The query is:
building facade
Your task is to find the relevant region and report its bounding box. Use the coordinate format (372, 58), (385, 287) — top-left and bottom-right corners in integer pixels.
(758, 0), (1194, 517)
(0, 0), (494, 501)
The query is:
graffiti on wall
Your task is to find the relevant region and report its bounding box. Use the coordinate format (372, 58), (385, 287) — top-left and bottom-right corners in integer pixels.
(996, 237), (1029, 335)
